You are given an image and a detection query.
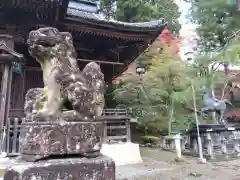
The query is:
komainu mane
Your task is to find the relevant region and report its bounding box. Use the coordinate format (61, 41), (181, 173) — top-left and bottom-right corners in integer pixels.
(25, 27), (105, 119)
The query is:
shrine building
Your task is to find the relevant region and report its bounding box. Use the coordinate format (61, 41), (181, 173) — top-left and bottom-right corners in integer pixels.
(0, 0), (166, 114)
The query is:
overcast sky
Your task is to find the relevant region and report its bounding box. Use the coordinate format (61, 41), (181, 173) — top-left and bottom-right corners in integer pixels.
(174, 0), (198, 60)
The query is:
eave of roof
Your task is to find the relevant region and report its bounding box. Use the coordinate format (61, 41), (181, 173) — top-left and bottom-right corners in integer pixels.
(2, 0), (60, 9)
(65, 7), (166, 33)
(62, 21), (151, 40)
(111, 26), (166, 80)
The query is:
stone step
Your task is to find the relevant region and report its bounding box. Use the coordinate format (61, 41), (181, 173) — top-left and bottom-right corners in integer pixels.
(0, 157), (19, 178)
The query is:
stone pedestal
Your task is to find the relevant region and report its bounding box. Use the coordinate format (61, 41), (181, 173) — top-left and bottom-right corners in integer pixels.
(20, 120), (104, 161)
(19, 112), (104, 161)
(3, 27), (116, 180)
(3, 155), (115, 180)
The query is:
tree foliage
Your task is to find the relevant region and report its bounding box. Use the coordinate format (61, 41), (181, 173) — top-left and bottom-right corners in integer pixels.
(99, 0), (116, 20)
(98, 0), (181, 34)
(104, 84), (118, 108)
(185, 0), (240, 52)
(113, 37), (240, 135)
(114, 41), (191, 134)
(115, 0), (180, 33)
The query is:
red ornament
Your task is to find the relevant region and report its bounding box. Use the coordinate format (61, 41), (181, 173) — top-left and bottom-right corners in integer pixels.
(112, 78), (120, 85)
(158, 26), (174, 42)
(158, 26), (180, 54)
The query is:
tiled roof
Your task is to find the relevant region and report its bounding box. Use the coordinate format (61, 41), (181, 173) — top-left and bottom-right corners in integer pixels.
(66, 1), (166, 32)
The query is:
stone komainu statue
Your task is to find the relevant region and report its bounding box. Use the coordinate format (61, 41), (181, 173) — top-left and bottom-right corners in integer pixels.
(24, 27), (105, 119)
(19, 27), (106, 161)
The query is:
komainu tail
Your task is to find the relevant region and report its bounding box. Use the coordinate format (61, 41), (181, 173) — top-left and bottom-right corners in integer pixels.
(82, 62), (105, 116)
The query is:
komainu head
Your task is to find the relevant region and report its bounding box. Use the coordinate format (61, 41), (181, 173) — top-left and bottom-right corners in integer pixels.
(27, 27), (76, 61)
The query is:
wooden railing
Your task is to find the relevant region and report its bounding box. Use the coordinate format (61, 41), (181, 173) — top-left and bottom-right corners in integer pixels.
(9, 108), (129, 117)
(3, 108), (130, 156)
(101, 108), (130, 143)
(5, 117), (24, 156)
(102, 108), (128, 116)
(103, 119), (131, 143)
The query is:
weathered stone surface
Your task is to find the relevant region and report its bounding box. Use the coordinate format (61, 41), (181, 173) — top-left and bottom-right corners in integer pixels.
(24, 88), (42, 118)
(82, 62), (105, 116)
(3, 155), (115, 180)
(26, 27), (105, 118)
(20, 120), (104, 161)
(61, 110), (96, 122)
(18, 27), (115, 179)
(23, 110), (97, 123)
(187, 125), (240, 160)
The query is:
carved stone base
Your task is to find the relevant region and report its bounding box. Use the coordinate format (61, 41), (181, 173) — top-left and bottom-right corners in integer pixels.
(187, 124), (240, 160)
(3, 155), (115, 180)
(20, 121), (104, 161)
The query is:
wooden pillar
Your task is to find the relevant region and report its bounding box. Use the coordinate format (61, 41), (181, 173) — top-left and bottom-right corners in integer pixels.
(0, 59), (12, 153)
(0, 35), (23, 154)
(103, 121), (108, 143)
(237, 0), (240, 11)
(22, 68), (26, 108)
(126, 119), (131, 142)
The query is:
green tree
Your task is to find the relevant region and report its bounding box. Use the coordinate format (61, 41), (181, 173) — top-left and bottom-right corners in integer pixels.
(185, 0), (240, 52)
(115, 0), (181, 34)
(104, 84), (119, 108)
(183, 37), (240, 123)
(114, 38), (240, 135)
(99, 0), (116, 20)
(114, 42), (191, 134)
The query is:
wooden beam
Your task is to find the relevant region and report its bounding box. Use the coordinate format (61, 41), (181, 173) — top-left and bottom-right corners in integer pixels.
(0, 55), (23, 64)
(24, 66), (41, 71)
(63, 20), (148, 40)
(106, 135), (127, 140)
(107, 125), (126, 130)
(24, 59), (124, 71)
(77, 58), (124, 65)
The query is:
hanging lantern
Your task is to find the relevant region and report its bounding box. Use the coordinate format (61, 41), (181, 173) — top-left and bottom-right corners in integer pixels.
(136, 61), (145, 75)
(12, 62), (23, 76)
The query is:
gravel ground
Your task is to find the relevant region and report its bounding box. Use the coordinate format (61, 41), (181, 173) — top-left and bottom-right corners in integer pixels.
(0, 149), (240, 180)
(116, 148), (240, 180)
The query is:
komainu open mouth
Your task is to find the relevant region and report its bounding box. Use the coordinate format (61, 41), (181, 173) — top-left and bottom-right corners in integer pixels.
(34, 40), (55, 47)
(28, 36), (61, 48)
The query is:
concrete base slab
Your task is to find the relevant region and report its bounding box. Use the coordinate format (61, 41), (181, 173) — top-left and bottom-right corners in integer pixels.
(0, 153), (7, 158)
(3, 155), (115, 180)
(101, 142), (142, 166)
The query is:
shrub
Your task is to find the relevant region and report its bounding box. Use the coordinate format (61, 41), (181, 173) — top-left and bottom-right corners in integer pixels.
(140, 135), (160, 145)
(165, 135), (175, 140)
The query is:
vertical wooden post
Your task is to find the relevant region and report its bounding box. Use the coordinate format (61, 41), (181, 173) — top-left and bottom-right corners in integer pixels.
(12, 117), (18, 154)
(103, 121), (108, 143)
(233, 132), (240, 153)
(206, 132), (213, 158)
(0, 55), (13, 154)
(0, 35), (23, 155)
(162, 136), (166, 149)
(21, 68), (26, 108)
(237, 0), (240, 11)
(126, 119), (131, 142)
